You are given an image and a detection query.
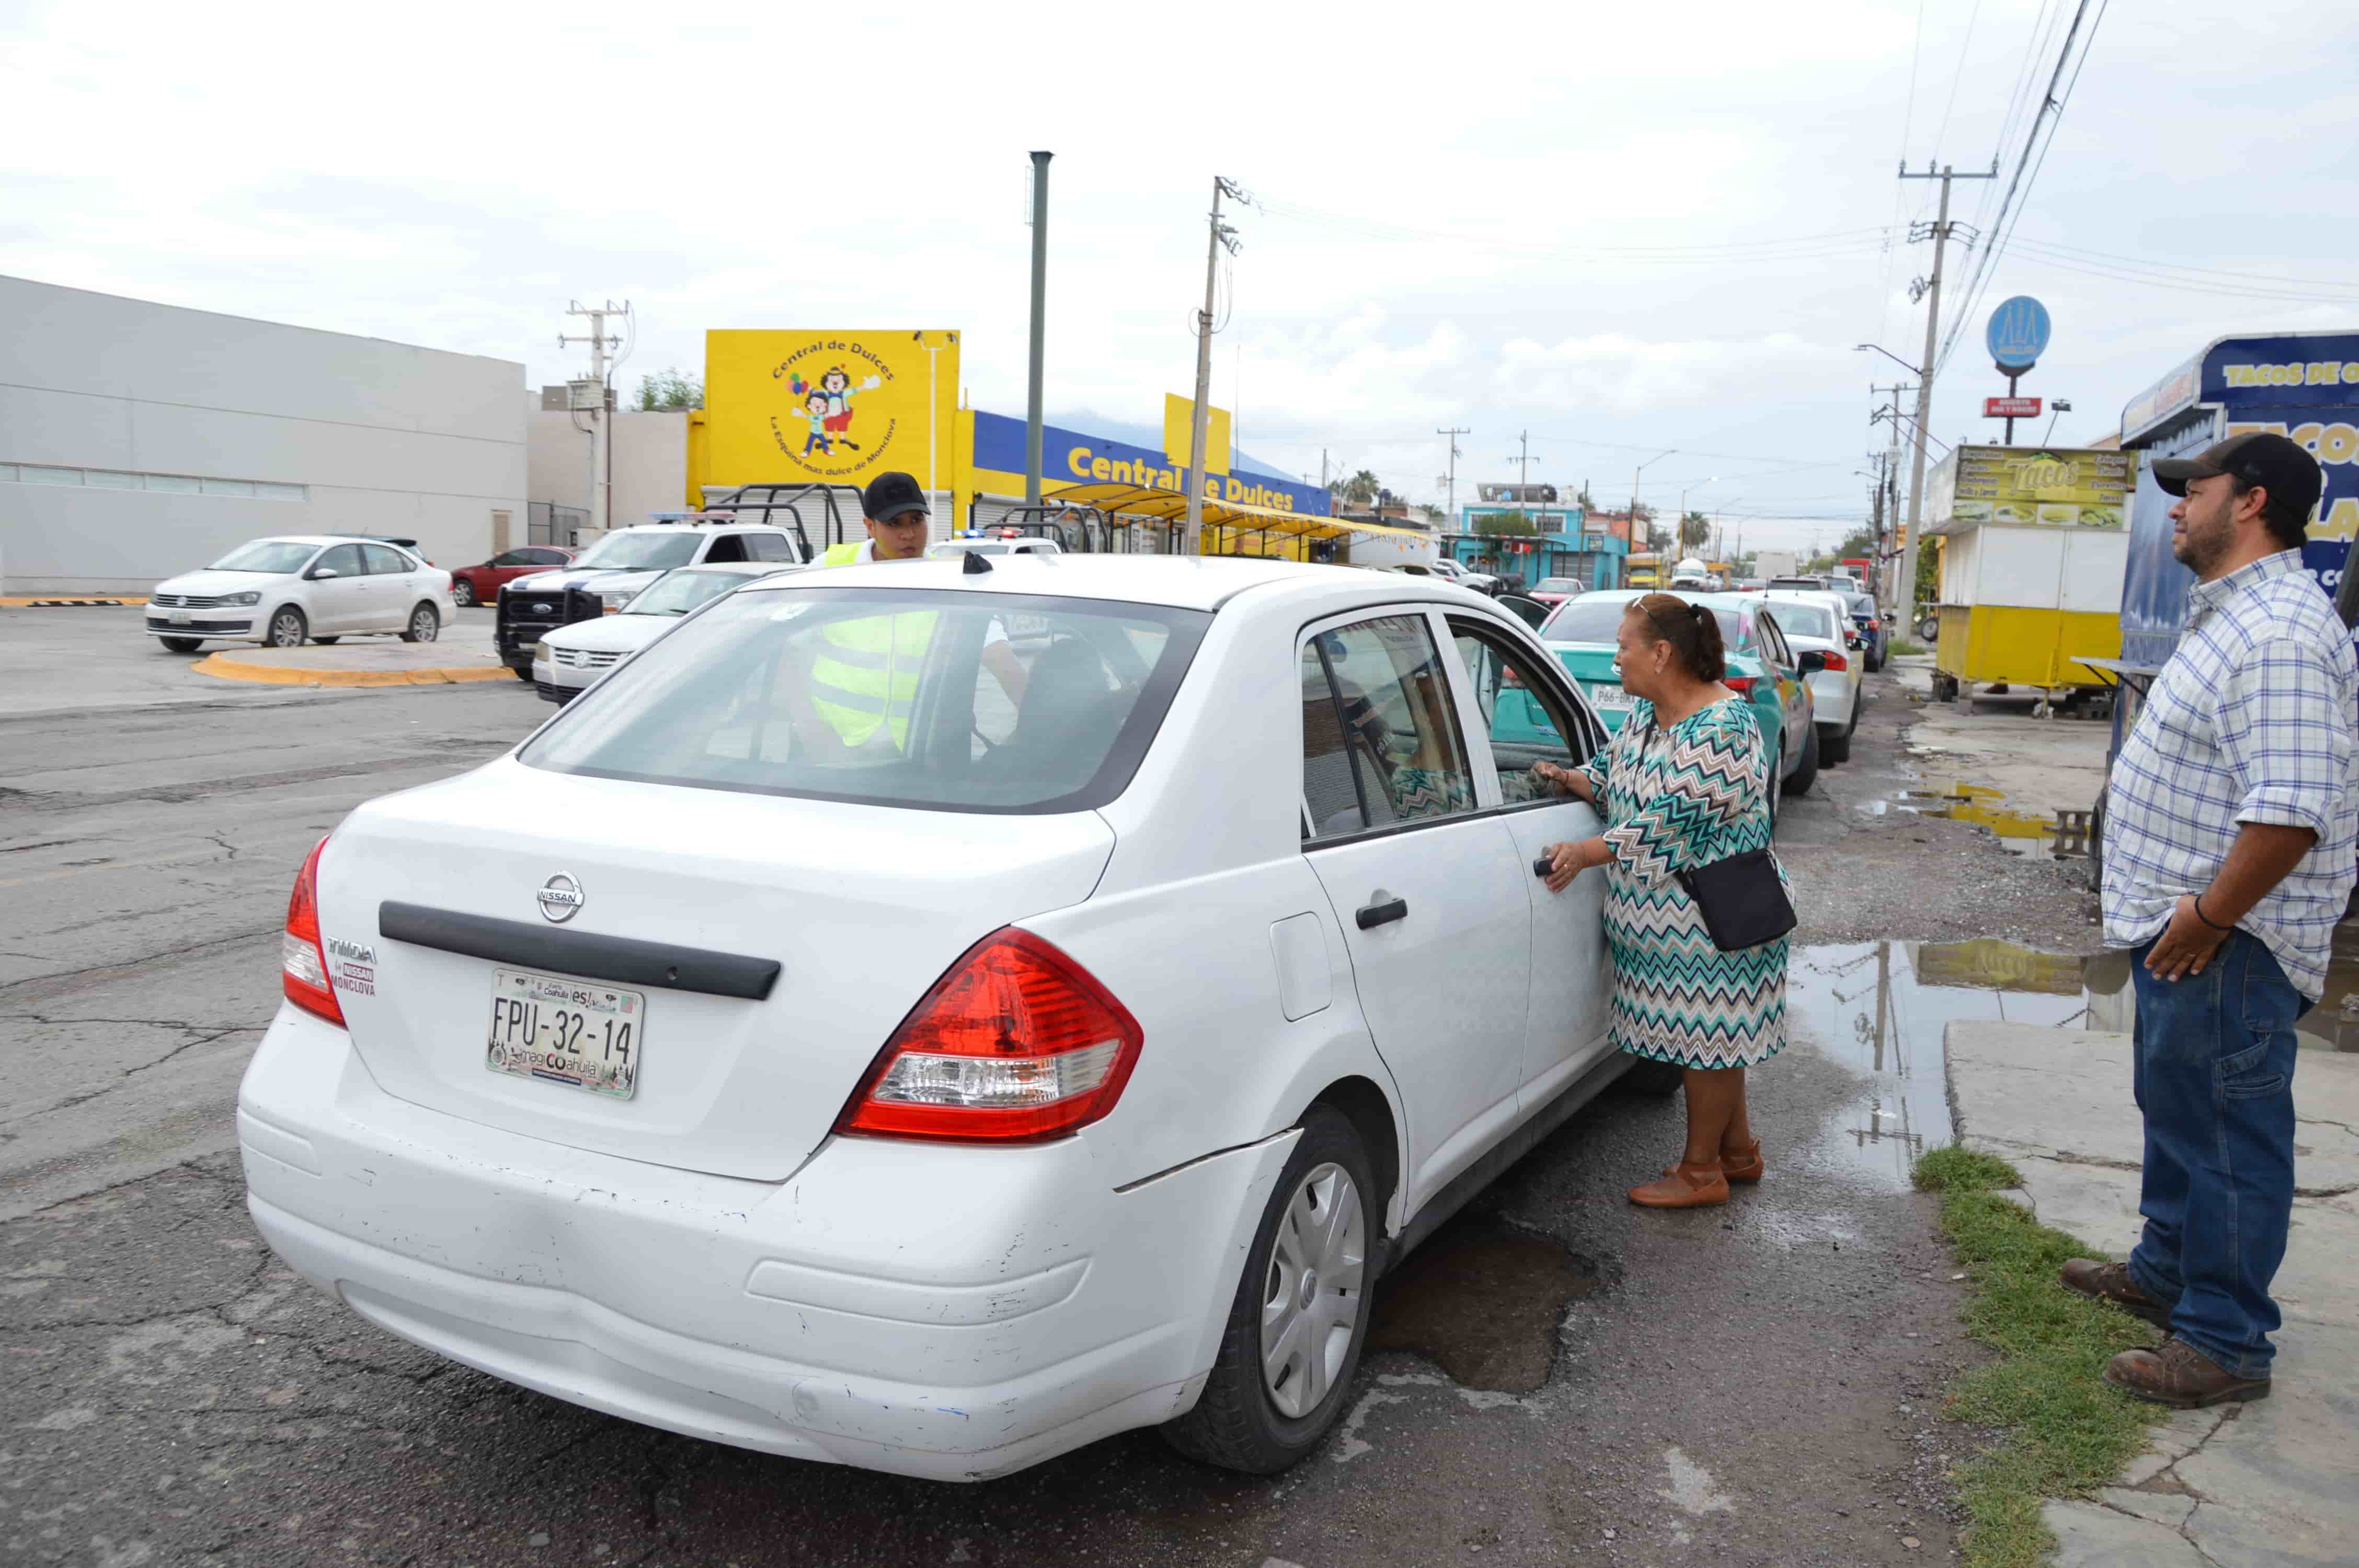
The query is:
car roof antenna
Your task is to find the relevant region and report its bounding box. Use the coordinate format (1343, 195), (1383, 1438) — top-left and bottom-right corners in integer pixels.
(962, 548), (993, 575)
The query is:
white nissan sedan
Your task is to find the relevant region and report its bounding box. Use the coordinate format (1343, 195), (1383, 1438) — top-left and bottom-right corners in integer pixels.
(239, 556), (1643, 1482)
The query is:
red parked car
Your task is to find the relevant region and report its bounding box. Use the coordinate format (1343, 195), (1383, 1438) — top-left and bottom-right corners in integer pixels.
(1527, 574), (1587, 606)
(448, 546), (575, 608)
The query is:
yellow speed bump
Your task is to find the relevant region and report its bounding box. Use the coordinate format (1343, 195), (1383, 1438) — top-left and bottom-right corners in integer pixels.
(193, 652), (516, 688)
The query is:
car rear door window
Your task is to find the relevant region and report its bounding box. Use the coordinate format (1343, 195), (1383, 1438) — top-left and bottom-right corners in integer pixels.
(1301, 614), (1476, 841)
(701, 533), (750, 563)
(361, 544), (411, 575)
(742, 532), (796, 562)
(313, 544), (364, 578)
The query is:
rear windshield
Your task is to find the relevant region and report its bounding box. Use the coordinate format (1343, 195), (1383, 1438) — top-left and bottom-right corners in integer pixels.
(571, 532), (701, 571)
(1771, 601), (1837, 641)
(1543, 596), (1740, 651)
(209, 540), (317, 574)
(521, 587), (1209, 813)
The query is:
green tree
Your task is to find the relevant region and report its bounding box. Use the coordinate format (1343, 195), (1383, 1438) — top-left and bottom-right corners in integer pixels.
(634, 368), (704, 411)
(1480, 510), (1538, 537)
(1678, 509), (1711, 550)
(1415, 502), (1445, 523)
(1328, 469), (1380, 505)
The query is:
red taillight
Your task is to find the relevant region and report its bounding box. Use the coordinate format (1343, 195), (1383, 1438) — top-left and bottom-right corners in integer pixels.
(1819, 651), (1849, 672)
(837, 928), (1143, 1143)
(281, 836), (346, 1027)
(1866, 618), (1881, 631)
(1723, 674), (1757, 695)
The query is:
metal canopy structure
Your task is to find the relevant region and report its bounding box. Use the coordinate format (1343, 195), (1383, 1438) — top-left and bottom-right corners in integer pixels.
(1040, 479), (1431, 559)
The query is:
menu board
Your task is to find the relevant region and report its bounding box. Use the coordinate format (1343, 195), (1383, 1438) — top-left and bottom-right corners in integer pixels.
(1928, 445), (2135, 531)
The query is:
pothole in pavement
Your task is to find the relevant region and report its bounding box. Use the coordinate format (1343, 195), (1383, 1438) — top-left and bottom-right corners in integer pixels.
(1860, 779), (2089, 861)
(1367, 1214), (1600, 1393)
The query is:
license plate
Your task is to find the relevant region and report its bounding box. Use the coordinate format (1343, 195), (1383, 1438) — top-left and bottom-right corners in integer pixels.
(1587, 682), (1635, 710)
(485, 967), (644, 1099)
(170, 610), (191, 624)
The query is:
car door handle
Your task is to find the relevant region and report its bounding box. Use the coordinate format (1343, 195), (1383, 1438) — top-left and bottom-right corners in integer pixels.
(1532, 855), (1556, 879)
(1355, 894), (1408, 930)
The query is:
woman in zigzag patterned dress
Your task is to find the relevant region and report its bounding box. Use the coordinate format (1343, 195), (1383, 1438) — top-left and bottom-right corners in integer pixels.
(1534, 594), (1789, 1209)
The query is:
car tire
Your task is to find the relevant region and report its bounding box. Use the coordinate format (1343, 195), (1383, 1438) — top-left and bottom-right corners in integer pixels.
(400, 603), (440, 643)
(157, 636), (203, 654)
(1782, 722), (1819, 797)
(265, 607), (307, 649)
(1161, 1106), (1377, 1474)
(509, 663), (535, 683)
(1820, 723), (1851, 766)
(311, 636), (340, 645)
(451, 579), (477, 608)
(1621, 1057), (1685, 1096)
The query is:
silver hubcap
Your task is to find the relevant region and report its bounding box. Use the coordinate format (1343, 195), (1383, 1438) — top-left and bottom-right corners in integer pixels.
(411, 609), (434, 640)
(272, 614), (301, 645)
(1259, 1161), (1365, 1419)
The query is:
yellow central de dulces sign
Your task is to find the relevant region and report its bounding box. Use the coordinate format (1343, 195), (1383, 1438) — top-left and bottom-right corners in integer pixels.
(704, 330), (960, 490)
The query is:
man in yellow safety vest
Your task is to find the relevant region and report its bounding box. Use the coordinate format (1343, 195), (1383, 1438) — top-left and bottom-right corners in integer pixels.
(803, 473), (1025, 751)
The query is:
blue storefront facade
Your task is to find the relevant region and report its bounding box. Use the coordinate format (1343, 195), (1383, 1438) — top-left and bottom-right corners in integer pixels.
(1447, 501), (1627, 590)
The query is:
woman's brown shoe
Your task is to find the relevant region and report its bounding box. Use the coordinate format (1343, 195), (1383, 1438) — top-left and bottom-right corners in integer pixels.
(1629, 1160), (1730, 1208)
(1720, 1138), (1765, 1184)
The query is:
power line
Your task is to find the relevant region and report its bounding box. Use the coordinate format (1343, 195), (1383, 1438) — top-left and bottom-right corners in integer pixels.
(1928, 0), (1986, 158)
(2009, 236), (2359, 293)
(1935, 0), (2111, 377)
(1252, 198), (1891, 263)
(2005, 247), (2359, 306)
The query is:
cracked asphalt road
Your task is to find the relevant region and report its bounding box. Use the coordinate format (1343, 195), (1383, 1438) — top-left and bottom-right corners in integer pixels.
(3, 608), (2103, 1566)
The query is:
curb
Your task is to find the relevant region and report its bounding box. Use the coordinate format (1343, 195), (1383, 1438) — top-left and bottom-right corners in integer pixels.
(192, 652), (516, 688)
(0, 596), (147, 607)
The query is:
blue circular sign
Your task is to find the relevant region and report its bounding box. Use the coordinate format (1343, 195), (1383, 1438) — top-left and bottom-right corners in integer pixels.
(1986, 295), (2052, 372)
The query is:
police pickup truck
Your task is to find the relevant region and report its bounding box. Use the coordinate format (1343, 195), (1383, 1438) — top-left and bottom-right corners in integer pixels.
(494, 517), (804, 680)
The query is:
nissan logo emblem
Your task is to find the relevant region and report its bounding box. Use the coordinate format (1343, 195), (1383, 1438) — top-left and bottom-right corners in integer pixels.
(536, 874), (585, 923)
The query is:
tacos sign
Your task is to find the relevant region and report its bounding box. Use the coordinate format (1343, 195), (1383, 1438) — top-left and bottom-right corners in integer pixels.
(1929, 445), (2134, 532)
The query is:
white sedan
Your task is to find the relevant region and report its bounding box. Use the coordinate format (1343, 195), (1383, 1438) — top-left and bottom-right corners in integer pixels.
(239, 557), (1647, 1482)
(1754, 593), (1860, 764)
(146, 535), (455, 652)
(531, 561), (804, 704)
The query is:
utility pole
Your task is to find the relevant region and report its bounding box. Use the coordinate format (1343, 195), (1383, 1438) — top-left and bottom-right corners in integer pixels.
(1025, 152), (1052, 505)
(1895, 160), (1994, 630)
(1184, 175), (1246, 553)
(560, 301), (627, 535)
(1871, 382), (1912, 607)
(1515, 431), (1532, 491)
(1438, 426), (1469, 525)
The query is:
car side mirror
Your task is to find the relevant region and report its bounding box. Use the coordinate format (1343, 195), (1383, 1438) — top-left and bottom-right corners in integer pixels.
(308, 568), (339, 580)
(1797, 650), (1827, 674)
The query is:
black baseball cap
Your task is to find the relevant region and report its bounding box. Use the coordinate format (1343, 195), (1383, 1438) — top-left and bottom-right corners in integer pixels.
(862, 471), (929, 525)
(2151, 431), (2322, 514)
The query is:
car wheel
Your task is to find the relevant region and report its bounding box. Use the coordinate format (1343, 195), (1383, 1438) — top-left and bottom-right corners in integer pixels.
(1162, 1106), (1376, 1474)
(1782, 721), (1819, 797)
(451, 579), (476, 608)
(1820, 723), (1851, 766)
(311, 636), (340, 645)
(157, 636), (203, 654)
(265, 607), (307, 648)
(400, 603), (440, 643)
(1765, 741), (1781, 833)
(510, 663), (535, 683)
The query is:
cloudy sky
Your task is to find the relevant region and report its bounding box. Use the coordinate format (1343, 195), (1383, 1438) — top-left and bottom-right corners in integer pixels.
(6, 0), (2357, 551)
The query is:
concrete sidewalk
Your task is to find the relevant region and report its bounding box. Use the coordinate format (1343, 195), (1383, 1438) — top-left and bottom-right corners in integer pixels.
(1946, 1021), (2359, 1566)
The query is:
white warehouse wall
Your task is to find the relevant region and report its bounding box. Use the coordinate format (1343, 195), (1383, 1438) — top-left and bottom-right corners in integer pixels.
(0, 275), (526, 593)
(525, 405), (688, 531)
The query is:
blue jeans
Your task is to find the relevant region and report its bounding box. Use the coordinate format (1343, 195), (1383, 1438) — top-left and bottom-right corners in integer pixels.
(2125, 931), (2302, 1379)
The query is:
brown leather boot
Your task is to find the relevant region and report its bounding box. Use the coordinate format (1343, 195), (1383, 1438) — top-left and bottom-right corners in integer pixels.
(2103, 1338), (2270, 1409)
(2059, 1259), (2175, 1329)
(1720, 1137), (1765, 1184)
(1629, 1160), (1730, 1208)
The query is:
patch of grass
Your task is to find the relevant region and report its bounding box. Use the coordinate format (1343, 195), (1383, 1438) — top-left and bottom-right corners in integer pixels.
(1911, 1148), (2165, 1568)
(1890, 638), (1929, 656)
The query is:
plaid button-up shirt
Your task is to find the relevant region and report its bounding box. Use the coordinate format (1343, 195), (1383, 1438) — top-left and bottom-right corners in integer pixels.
(2103, 549), (2358, 998)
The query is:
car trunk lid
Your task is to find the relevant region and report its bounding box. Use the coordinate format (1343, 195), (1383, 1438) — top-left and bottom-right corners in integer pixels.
(315, 759), (1116, 1182)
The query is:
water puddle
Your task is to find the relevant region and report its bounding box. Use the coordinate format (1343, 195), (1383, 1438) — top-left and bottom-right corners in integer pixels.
(1861, 780), (2086, 860)
(1790, 930), (2359, 1190)
(1367, 1215), (1599, 1393)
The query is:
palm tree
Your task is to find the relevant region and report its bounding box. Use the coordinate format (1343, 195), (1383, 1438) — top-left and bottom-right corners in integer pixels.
(1329, 469), (1381, 505)
(1678, 509), (1711, 550)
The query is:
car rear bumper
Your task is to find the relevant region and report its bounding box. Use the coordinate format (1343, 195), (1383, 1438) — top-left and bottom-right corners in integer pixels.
(1808, 672), (1856, 727)
(237, 1006), (1290, 1481)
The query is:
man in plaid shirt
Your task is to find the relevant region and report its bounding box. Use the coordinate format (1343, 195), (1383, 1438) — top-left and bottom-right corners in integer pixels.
(2064, 431), (2354, 1409)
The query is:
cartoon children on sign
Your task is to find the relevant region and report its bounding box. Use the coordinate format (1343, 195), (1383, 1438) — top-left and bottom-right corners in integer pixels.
(789, 366), (884, 456)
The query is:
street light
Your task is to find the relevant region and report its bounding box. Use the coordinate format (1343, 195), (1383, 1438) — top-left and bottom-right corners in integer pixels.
(1854, 343), (1921, 376)
(1632, 448), (1677, 548)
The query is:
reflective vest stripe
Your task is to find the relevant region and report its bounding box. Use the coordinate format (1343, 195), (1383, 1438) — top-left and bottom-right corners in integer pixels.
(810, 611), (934, 746)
